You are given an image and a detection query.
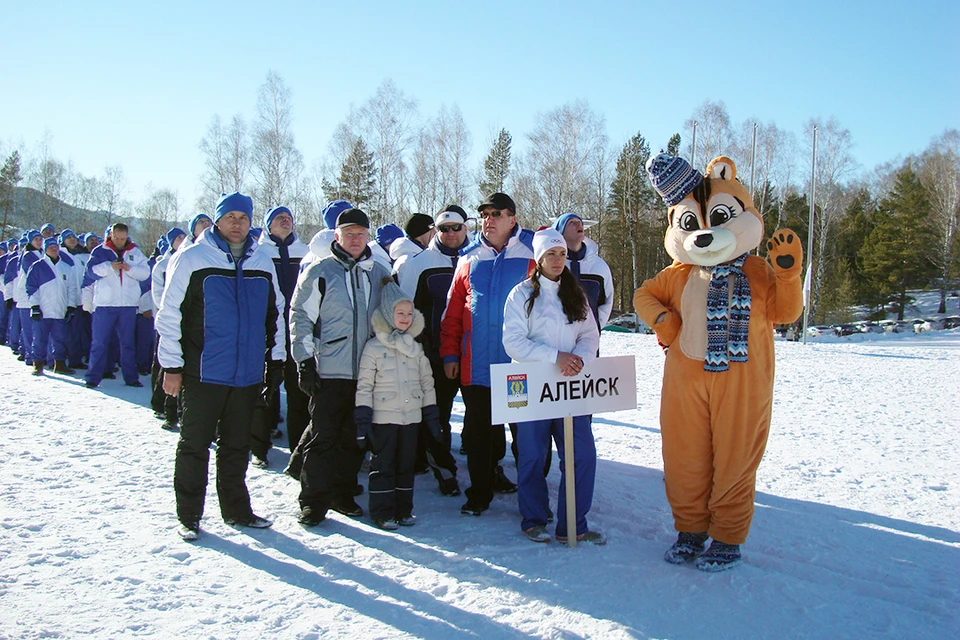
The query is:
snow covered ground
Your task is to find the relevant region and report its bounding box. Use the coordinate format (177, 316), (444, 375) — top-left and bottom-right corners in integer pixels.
(1, 329), (958, 639)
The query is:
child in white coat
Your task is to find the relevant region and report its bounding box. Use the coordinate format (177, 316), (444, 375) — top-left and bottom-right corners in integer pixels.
(355, 278), (441, 530)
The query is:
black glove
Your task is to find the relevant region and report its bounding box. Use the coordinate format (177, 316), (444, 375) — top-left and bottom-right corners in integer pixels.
(297, 359), (318, 396)
(5, 299), (12, 311)
(262, 359), (285, 404)
(65, 306), (76, 321)
(30, 306), (42, 321)
(355, 405), (374, 450)
(422, 404), (442, 441)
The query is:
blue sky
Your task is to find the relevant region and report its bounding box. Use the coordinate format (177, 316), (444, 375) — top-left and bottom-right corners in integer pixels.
(2, 0), (957, 207)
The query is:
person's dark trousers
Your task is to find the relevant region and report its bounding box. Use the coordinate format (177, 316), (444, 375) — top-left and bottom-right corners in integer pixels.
(77, 310), (92, 365)
(32, 317), (67, 364)
(174, 376), (259, 524)
(460, 385), (507, 508)
(135, 314), (154, 373)
(150, 333), (166, 412)
(86, 307), (138, 386)
(18, 308), (35, 364)
(7, 303), (21, 353)
(299, 379), (363, 512)
(420, 421), (459, 485)
(425, 360), (460, 455)
(284, 357), (310, 453)
(368, 422), (418, 521)
(66, 309), (86, 367)
(249, 397), (273, 460)
(0, 298), (8, 344)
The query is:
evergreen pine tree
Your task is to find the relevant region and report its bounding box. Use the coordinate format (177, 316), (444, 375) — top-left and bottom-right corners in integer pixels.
(337, 137), (377, 220)
(478, 129), (511, 199)
(860, 167), (938, 319)
(0, 150), (23, 237)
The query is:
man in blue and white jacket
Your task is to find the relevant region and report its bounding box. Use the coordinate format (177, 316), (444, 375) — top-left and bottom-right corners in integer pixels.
(83, 222), (150, 388)
(15, 230), (44, 366)
(156, 192), (286, 540)
(26, 238), (78, 375)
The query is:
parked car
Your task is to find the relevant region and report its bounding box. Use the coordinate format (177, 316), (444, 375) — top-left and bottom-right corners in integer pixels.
(858, 321), (884, 334)
(806, 325), (831, 337)
(942, 316), (960, 329)
(915, 318), (945, 332)
(834, 324), (860, 337)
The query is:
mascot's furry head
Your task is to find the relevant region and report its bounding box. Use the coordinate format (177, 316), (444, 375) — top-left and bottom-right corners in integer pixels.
(646, 153), (763, 267)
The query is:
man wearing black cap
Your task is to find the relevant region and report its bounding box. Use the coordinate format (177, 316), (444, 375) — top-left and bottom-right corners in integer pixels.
(439, 193), (535, 515)
(388, 213), (436, 275)
(396, 204), (472, 496)
(289, 208), (391, 526)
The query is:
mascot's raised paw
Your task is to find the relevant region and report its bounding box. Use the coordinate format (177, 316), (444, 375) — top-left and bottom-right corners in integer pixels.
(766, 229), (802, 275)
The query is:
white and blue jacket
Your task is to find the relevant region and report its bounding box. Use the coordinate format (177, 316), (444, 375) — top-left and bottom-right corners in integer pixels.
(84, 240), (150, 308)
(156, 227), (287, 387)
(15, 248), (43, 309)
(26, 254), (79, 319)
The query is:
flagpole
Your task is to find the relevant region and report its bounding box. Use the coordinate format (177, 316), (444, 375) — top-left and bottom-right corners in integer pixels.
(802, 126), (818, 345)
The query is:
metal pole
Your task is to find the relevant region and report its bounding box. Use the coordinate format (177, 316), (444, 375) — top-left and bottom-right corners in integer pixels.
(749, 122), (758, 197)
(690, 121), (698, 169)
(802, 126), (818, 345)
(563, 415), (577, 548)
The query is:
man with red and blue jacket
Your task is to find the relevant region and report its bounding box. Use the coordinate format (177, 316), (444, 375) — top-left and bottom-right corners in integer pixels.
(439, 192), (534, 516)
(83, 223), (150, 388)
(157, 192), (286, 540)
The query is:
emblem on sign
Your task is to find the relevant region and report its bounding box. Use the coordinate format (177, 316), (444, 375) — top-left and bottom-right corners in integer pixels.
(507, 374), (528, 408)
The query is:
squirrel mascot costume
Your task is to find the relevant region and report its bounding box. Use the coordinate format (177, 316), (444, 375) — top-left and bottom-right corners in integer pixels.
(634, 153), (803, 571)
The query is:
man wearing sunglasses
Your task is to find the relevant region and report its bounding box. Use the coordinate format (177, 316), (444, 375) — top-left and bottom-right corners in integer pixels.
(397, 204), (472, 497)
(439, 193), (535, 516)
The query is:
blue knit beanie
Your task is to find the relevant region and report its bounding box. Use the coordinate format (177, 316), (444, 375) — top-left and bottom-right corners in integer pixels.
(157, 236), (169, 254)
(375, 223), (404, 250)
(58, 229), (77, 243)
(189, 213), (212, 237)
(322, 199), (353, 230)
(26, 229), (42, 244)
(166, 227), (186, 248)
(553, 213), (582, 234)
(43, 237), (59, 251)
(41, 223), (55, 235)
(646, 153), (703, 207)
(214, 192), (254, 223)
(264, 206), (293, 230)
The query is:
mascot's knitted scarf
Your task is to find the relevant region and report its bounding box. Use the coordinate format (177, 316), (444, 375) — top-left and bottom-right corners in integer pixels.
(704, 254), (750, 372)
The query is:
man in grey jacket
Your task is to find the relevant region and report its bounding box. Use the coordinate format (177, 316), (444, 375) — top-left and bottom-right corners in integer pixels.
(289, 208), (390, 526)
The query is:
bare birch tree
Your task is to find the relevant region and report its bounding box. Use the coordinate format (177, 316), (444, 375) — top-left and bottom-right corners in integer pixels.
(251, 70), (304, 213)
(919, 129), (960, 312)
(683, 100), (732, 170)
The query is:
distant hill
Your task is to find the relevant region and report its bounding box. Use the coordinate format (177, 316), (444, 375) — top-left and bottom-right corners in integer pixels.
(1, 186), (117, 238)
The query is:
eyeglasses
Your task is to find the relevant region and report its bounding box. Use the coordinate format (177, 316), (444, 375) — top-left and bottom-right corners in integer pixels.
(479, 209), (514, 219)
(438, 224), (463, 233)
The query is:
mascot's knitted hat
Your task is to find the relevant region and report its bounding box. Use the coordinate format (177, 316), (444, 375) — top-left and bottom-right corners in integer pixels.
(646, 153), (703, 207)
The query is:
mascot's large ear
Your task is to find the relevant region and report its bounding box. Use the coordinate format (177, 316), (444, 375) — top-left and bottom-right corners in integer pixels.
(706, 156), (737, 181)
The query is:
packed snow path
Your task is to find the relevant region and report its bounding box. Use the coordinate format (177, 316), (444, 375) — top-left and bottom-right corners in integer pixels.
(1, 332), (958, 638)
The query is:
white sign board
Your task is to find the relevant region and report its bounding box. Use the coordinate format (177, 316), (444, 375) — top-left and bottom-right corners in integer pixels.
(490, 355), (637, 424)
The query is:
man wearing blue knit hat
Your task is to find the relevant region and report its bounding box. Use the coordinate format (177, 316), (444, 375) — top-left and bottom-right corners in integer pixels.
(157, 192), (287, 540)
(301, 199), (354, 268)
(552, 213), (614, 331)
(15, 231), (45, 366)
(0, 239), (10, 346)
(4, 238), (24, 356)
(40, 223), (56, 239)
(249, 205), (311, 468)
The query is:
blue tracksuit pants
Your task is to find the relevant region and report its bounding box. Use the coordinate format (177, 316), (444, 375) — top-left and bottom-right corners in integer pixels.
(86, 307), (138, 385)
(33, 318), (67, 363)
(516, 415), (596, 538)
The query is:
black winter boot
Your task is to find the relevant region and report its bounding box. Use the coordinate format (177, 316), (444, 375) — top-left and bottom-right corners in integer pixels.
(664, 532), (709, 564)
(32, 361), (45, 376)
(53, 360), (75, 374)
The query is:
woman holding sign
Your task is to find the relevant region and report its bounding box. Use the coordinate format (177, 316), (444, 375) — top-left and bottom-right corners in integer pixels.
(502, 228), (603, 545)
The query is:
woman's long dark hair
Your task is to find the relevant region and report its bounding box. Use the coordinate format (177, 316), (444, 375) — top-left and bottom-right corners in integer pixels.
(524, 265), (589, 324)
